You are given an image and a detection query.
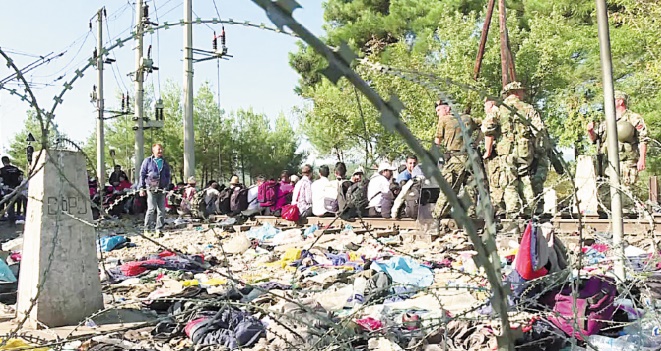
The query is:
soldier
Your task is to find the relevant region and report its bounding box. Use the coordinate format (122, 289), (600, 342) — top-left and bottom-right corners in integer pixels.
(482, 82), (537, 218)
(587, 90), (649, 213)
(432, 99), (480, 218)
(483, 97), (504, 217)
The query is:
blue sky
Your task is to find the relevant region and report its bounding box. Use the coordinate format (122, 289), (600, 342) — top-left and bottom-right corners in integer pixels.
(0, 0), (324, 154)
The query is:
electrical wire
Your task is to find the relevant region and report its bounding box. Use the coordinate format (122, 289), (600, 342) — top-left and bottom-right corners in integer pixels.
(152, 0), (162, 96)
(28, 31), (92, 80)
(212, 0), (221, 19)
(105, 8), (130, 94)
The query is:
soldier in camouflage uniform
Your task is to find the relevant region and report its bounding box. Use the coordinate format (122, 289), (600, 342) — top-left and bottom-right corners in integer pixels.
(433, 99), (481, 218)
(482, 82), (538, 218)
(587, 90), (649, 212)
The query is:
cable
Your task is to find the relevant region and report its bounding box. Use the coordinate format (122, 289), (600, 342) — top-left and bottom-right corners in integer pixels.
(192, 10), (215, 31)
(212, 0), (221, 19)
(105, 13), (130, 93)
(152, 0), (162, 96)
(29, 31), (92, 80)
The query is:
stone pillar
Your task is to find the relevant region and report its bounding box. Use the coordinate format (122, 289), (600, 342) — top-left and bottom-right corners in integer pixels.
(16, 150), (103, 328)
(573, 155), (599, 216)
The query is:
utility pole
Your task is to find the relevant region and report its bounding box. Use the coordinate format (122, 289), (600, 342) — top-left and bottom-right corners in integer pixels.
(183, 0), (195, 180)
(96, 8), (106, 198)
(134, 0), (145, 185)
(595, 0), (625, 282)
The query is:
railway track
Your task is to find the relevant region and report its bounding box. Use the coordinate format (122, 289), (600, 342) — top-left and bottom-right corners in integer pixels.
(206, 214), (661, 236)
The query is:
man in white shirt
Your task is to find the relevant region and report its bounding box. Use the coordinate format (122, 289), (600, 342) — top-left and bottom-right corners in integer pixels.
(367, 162), (396, 217)
(311, 165), (334, 217)
(292, 164), (313, 217)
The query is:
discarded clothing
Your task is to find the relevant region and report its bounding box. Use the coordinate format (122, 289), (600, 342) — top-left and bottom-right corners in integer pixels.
(97, 235), (129, 252)
(371, 256), (434, 288)
(107, 255), (206, 282)
(185, 307), (265, 349)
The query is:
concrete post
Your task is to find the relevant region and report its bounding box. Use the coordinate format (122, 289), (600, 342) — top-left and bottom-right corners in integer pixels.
(17, 150), (103, 328)
(183, 0), (195, 180)
(96, 8), (106, 197)
(134, 0), (145, 185)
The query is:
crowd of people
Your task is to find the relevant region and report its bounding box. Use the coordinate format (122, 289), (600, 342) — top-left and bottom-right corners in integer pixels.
(2, 82), (644, 230)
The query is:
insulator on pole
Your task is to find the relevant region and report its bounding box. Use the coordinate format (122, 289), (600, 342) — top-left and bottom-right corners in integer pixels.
(213, 32), (217, 51)
(143, 4), (149, 20)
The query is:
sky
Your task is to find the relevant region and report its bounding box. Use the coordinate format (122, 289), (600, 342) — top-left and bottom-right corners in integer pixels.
(0, 0), (324, 156)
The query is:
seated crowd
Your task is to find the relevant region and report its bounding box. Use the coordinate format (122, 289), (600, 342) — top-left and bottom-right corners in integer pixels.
(172, 155), (427, 221)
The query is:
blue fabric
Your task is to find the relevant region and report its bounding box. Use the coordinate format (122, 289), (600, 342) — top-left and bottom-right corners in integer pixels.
(154, 157), (164, 172)
(139, 156), (171, 189)
(396, 170), (412, 183)
(245, 223), (280, 242)
(98, 235), (128, 252)
(371, 256), (434, 288)
(0, 259), (16, 283)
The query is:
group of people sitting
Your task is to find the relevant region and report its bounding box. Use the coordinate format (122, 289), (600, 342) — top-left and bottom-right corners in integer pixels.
(173, 156), (428, 221)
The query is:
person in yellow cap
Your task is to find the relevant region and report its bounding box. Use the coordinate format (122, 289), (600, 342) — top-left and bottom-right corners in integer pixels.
(587, 90), (649, 214)
(482, 82), (542, 218)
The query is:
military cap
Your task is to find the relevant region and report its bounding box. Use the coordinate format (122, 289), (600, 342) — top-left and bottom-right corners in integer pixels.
(614, 90), (629, 104)
(502, 81), (524, 95)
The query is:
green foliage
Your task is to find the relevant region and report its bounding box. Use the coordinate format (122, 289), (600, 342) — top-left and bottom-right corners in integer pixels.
(77, 81), (303, 186)
(291, 0), (661, 191)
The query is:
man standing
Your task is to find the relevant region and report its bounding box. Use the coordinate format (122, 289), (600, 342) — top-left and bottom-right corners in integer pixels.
(587, 90), (648, 212)
(0, 156), (24, 222)
(367, 162), (396, 217)
(433, 99), (480, 218)
(139, 144), (171, 236)
(292, 164), (313, 218)
(482, 82), (536, 218)
(109, 165), (129, 185)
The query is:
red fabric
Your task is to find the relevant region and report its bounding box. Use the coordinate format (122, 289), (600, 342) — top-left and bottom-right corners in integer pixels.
(355, 317), (383, 331)
(184, 317), (208, 338)
(281, 204), (300, 222)
(120, 259), (166, 276)
(114, 180), (132, 191)
(158, 250), (176, 258)
(514, 222), (547, 280)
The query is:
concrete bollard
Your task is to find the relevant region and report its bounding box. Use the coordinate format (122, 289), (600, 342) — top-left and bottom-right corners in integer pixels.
(16, 150), (103, 328)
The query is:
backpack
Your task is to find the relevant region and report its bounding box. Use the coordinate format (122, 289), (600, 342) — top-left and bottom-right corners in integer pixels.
(258, 180), (279, 208)
(341, 179), (369, 219)
(218, 188), (232, 215)
(336, 180), (352, 214)
(190, 190), (208, 219)
(322, 180), (341, 213)
(548, 275), (617, 340)
(230, 185), (249, 214)
(404, 179), (422, 219)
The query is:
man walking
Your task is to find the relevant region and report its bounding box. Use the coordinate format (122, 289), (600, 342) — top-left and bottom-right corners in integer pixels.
(587, 90), (649, 214)
(433, 100), (480, 218)
(482, 82), (537, 218)
(0, 156), (24, 223)
(139, 144), (171, 236)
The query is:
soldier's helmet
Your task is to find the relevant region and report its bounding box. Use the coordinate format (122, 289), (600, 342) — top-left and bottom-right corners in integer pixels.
(614, 91), (629, 105)
(502, 81), (524, 95)
(616, 119), (635, 143)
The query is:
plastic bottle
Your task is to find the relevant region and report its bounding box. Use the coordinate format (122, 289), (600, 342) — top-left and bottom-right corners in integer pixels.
(586, 335), (636, 350)
(345, 277), (367, 308)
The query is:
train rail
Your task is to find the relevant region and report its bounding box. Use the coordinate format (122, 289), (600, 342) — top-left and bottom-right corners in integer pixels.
(205, 214), (661, 236)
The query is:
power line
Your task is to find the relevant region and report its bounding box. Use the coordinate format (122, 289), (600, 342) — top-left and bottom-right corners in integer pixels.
(212, 0), (221, 19)
(152, 0), (162, 96)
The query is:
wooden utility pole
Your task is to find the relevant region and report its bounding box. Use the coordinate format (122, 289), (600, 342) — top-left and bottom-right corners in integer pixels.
(473, 0), (517, 88)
